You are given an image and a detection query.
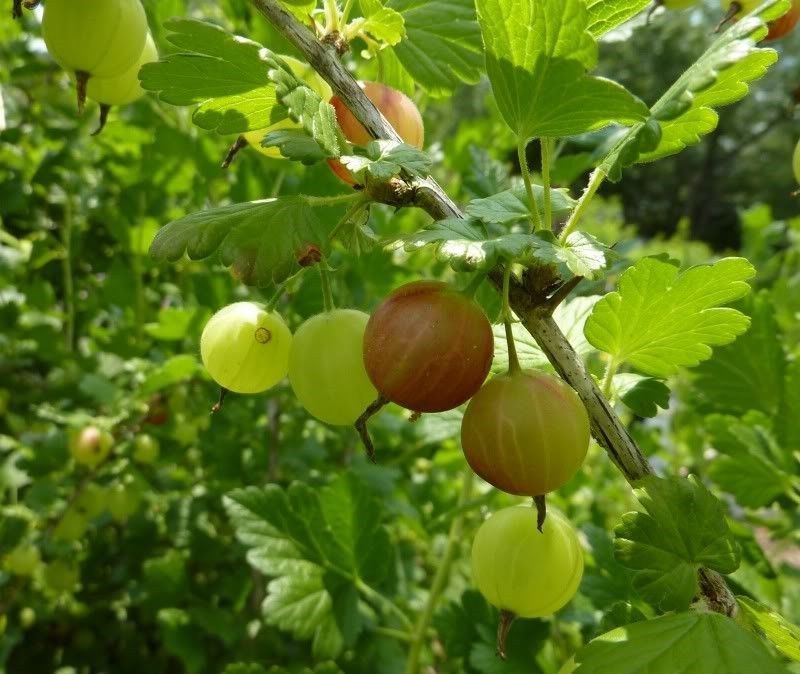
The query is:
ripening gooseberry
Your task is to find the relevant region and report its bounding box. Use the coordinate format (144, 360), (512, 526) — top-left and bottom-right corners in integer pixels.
(42, 0), (149, 108)
(328, 81), (425, 185)
(200, 302), (293, 394)
(288, 309), (378, 425)
(86, 32), (158, 107)
(242, 56), (332, 158)
(363, 281), (494, 413)
(720, 0), (800, 41)
(472, 506), (584, 619)
(461, 371), (589, 496)
(70, 426), (113, 468)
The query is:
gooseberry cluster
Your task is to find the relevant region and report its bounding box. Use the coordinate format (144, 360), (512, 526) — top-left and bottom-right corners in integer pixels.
(201, 271), (589, 653)
(40, 0), (157, 131)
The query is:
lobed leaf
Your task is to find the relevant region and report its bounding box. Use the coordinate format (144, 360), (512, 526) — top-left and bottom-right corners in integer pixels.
(614, 475), (740, 611)
(585, 256), (755, 377)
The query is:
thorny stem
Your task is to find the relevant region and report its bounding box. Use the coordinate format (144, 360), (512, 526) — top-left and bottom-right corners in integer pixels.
(249, 0), (739, 618)
(404, 469), (474, 674)
(541, 138), (554, 231)
(502, 265), (521, 375)
(354, 395), (389, 462)
(517, 141), (542, 232)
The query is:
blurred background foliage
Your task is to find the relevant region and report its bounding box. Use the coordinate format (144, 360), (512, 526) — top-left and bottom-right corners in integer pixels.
(1, 1), (799, 673)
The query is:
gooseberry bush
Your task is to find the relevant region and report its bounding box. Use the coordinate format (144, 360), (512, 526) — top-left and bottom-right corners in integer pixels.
(2, 0), (800, 673)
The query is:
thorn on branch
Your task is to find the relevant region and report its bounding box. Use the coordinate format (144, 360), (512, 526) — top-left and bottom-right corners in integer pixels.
(354, 395), (389, 462)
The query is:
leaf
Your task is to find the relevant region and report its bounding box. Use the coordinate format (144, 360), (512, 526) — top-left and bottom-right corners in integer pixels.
(612, 374), (670, 418)
(705, 413), (795, 508)
(388, 0), (484, 96)
(139, 19), (285, 134)
(572, 612), (786, 674)
(144, 307), (207, 341)
(140, 355), (200, 396)
(355, 7), (406, 46)
(778, 358), (800, 451)
(341, 140), (432, 182)
(580, 524), (637, 610)
(737, 596), (800, 662)
(585, 257), (755, 378)
(492, 296), (600, 373)
(149, 197), (330, 287)
(476, 0), (648, 140)
(585, 0), (651, 38)
(637, 3), (784, 162)
(465, 184), (575, 225)
(692, 293), (785, 416)
(223, 475), (395, 657)
(613, 475), (740, 611)
(261, 129), (327, 163)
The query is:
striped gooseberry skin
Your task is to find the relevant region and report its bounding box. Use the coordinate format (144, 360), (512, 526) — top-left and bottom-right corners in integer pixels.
(471, 506), (584, 618)
(461, 371), (590, 496)
(362, 281), (493, 413)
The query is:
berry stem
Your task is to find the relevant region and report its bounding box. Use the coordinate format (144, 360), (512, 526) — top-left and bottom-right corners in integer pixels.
(533, 494), (547, 532)
(502, 265), (521, 375)
(496, 609), (516, 659)
(541, 137), (553, 231)
(319, 265), (335, 311)
(517, 140), (542, 232)
(222, 136), (248, 169)
(354, 395), (389, 462)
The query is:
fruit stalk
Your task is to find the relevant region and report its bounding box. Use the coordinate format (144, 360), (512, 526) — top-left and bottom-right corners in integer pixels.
(248, 0), (738, 618)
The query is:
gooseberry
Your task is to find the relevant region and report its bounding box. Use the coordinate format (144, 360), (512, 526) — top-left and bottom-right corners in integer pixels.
(133, 433), (160, 464)
(363, 281), (494, 413)
(107, 483), (142, 522)
(85, 31), (158, 133)
(472, 506), (584, 619)
(461, 371), (589, 496)
(3, 544), (41, 576)
(42, 0), (149, 109)
(720, 0), (800, 41)
(200, 302), (293, 395)
(70, 426), (113, 468)
(288, 309), (378, 425)
(328, 81), (425, 185)
(43, 559), (80, 593)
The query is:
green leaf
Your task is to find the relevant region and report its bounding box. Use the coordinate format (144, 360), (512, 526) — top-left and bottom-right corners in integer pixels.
(476, 0), (648, 140)
(353, 7), (406, 46)
(157, 608), (206, 674)
(572, 612), (786, 674)
(341, 140), (432, 182)
(144, 307), (207, 341)
(0, 514), (28, 555)
(492, 296), (600, 373)
(223, 475), (395, 657)
(139, 19), (285, 134)
(140, 355), (200, 396)
(465, 184), (576, 225)
(613, 475), (740, 611)
(778, 358), (800, 451)
(705, 412), (795, 508)
(149, 197), (330, 287)
(585, 257), (755, 377)
(585, 0), (651, 38)
(580, 524), (637, 610)
(637, 3), (783, 162)
(388, 0), (483, 96)
(692, 293), (785, 416)
(737, 596), (800, 662)
(612, 374), (670, 418)
(262, 129), (327, 164)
